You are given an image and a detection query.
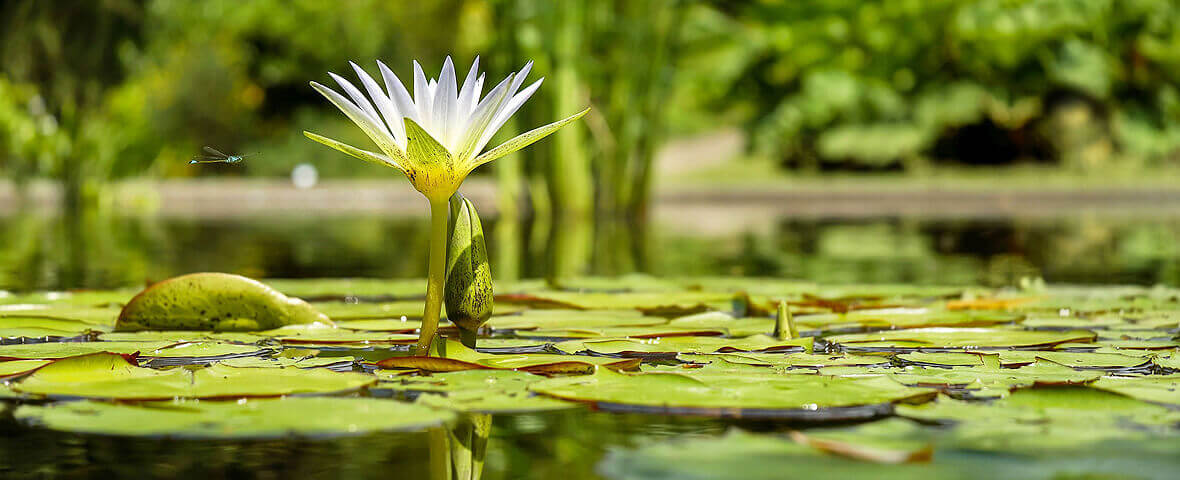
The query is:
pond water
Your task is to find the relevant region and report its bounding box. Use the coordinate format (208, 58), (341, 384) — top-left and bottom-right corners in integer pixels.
(2, 210), (1178, 291)
(1, 208), (1178, 480)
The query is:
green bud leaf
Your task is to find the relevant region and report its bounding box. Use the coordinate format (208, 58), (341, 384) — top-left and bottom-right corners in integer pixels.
(444, 193), (494, 345)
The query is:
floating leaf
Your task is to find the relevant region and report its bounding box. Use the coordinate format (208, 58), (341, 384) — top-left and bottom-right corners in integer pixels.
(0, 341), (177, 360)
(1090, 375), (1180, 406)
(376, 339), (639, 374)
(15, 397), (453, 438)
(826, 328), (1095, 351)
(263, 324), (419, 345)
(529, 367), (934, 417)
(555, 335), (813, 356)
(681, 352), (888, 369)
(383, 370), (577, 413)
(116, 273), (331, 331)
(485, 309), (664, 331)
(0, 359), (50, 378)
(12, 352), (375, 399)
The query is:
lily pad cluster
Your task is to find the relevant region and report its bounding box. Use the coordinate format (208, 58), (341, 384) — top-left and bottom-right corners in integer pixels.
(1, 276), (1178, 475)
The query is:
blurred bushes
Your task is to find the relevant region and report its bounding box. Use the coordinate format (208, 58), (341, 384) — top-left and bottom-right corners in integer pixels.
(2, 0), (1179, 187)
(693, 0), (1180, 170)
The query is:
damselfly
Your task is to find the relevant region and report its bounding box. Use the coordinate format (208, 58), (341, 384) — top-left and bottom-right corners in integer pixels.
(190, 146), (252, 164)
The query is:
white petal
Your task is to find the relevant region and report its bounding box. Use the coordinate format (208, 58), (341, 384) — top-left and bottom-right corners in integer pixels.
(508, 61), (533, 98)
(328, 72), (391, 140)
(456, 56), (481, 118)
(435, 56), (458, 150)
(474, 78), (543, 156)
(351, 62), (406, 148)
(377, 60), (419, 149)
(455, 73), (514, 163)
(413, 61), (433, 128)
(310, 81), (402, 159)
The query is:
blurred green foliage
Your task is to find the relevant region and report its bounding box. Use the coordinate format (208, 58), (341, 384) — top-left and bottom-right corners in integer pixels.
(693, 0), (1180, 169)
(2, 0), (1179, 189)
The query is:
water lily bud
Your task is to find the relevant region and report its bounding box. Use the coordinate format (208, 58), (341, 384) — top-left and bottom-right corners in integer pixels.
(445, 193), (493, 347)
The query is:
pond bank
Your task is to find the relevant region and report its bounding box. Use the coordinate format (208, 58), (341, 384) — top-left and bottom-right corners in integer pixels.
(7, 178), (1180, 222)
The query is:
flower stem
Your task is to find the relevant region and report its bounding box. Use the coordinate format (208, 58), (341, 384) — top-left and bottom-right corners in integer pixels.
(417, 197), (450, 355)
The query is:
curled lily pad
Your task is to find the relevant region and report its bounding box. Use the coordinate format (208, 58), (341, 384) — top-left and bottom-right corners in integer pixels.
(528, 367), (934, 418)
(15, 397), (453, 438)
(11, 352), (375, 399)
(376, 339), (640, 374)
(116, 273), (331, 331)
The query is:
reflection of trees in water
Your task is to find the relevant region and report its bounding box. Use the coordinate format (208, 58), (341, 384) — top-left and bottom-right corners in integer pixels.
(2, 210), (1178, 290)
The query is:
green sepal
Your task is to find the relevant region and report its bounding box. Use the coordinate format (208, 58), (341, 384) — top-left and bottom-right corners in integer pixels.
(469, 107), (590, 171)
(303, 131), (400, 170)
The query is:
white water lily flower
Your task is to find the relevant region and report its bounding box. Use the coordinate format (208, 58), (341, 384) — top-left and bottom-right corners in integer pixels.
(305, 56), (588, 201)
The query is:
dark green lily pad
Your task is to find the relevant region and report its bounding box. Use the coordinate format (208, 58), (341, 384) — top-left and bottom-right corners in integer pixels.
(14, 397), (453, 438)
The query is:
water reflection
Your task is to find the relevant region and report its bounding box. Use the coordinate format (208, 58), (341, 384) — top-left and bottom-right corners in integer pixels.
(0, 407), (726, 480)
(1, 209), (1178, 291)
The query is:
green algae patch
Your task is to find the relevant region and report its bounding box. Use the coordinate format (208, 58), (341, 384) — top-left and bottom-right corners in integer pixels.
(11, 352), (375, 399)
(15, 397), (453, 438)
(116, 273), (331, 331)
